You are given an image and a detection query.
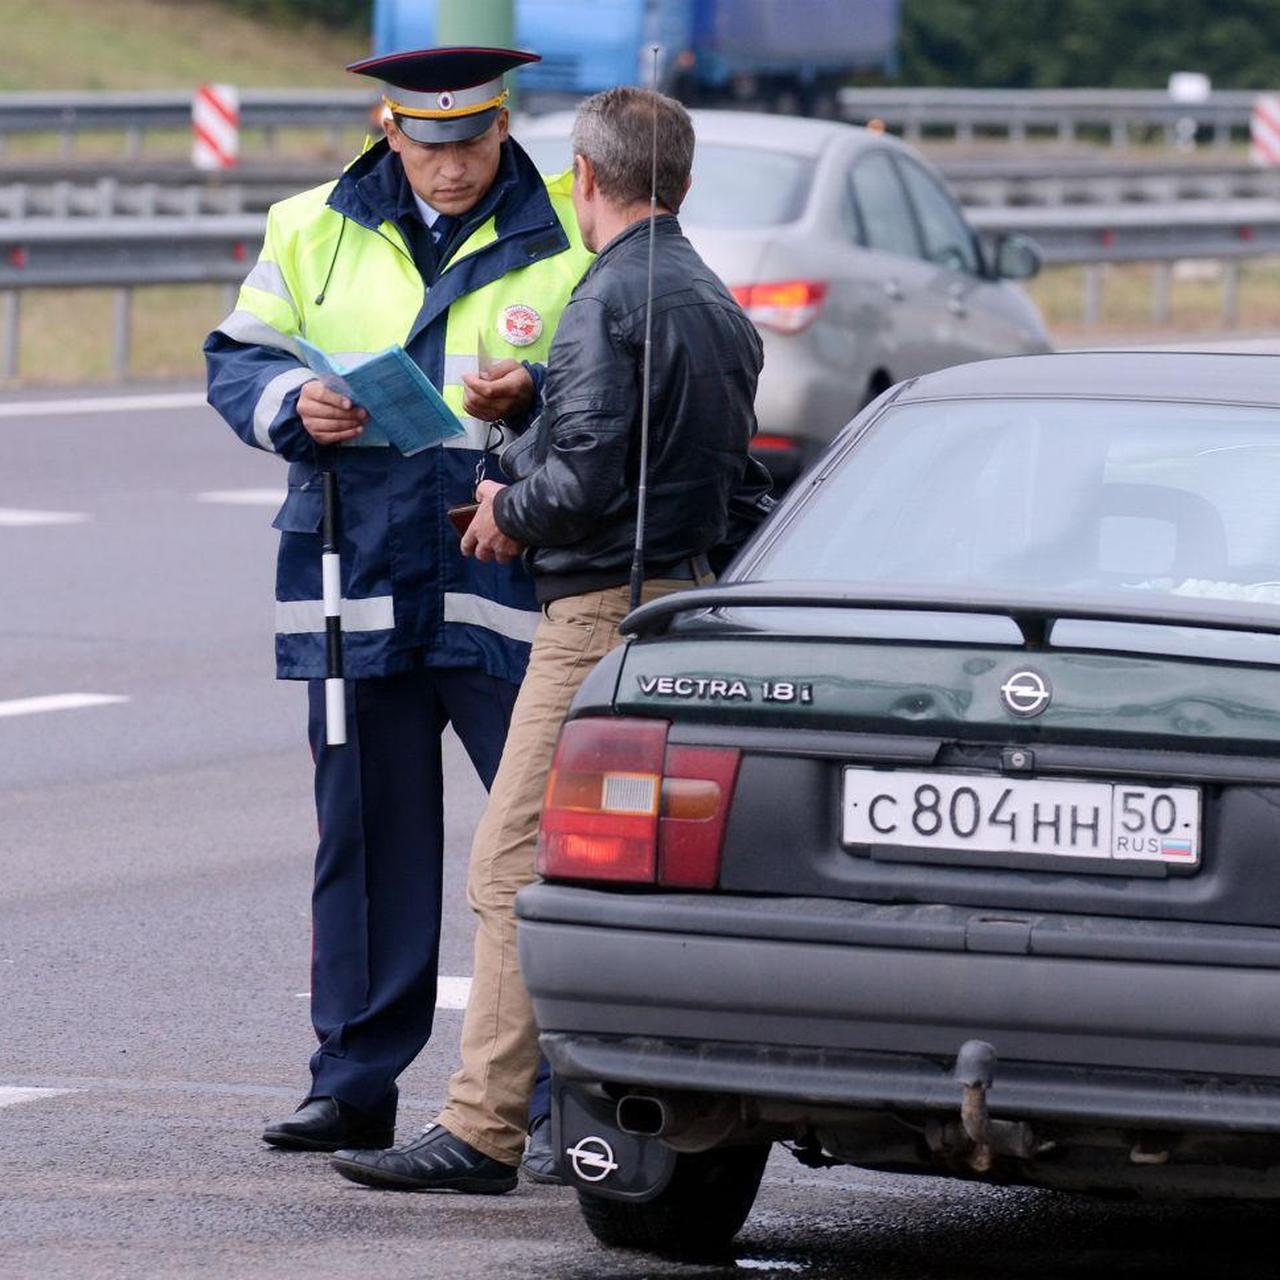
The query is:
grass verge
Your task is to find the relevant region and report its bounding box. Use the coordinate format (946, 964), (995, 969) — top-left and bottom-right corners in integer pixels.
(2, 0), (363, 92)
(1027, 259), (1280, 341)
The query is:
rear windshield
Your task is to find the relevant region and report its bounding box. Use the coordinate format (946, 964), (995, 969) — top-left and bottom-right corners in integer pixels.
(752, 398), (1280, 623)
(520, 138), (813, 228)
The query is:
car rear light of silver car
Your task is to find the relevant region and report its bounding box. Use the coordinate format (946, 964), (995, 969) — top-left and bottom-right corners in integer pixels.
(537, 717), (740, 889)
(751, 433), (801, 454)
(730, 280), (828, 333)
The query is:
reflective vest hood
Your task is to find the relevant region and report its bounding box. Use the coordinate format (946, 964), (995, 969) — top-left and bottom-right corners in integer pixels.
(204, 138), (592, 682)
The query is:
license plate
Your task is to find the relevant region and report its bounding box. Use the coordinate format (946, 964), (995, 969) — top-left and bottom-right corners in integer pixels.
(842, 768), (1200, 865)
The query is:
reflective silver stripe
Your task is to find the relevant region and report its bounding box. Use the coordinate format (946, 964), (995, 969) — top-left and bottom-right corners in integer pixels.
(216, 308), (302, 359)
(333, 351), (377, 368)
(275, 595), (396, 634)
(443, 591), (539, 643)
(253, 367), (312, 451)
(242, 260), (296, 312)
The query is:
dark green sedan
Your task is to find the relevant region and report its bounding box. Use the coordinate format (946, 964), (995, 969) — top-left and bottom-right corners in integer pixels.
(516, 351), (1280, 1259)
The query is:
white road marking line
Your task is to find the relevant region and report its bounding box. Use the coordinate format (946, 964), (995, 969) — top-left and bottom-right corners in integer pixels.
(0, 693), (130, 720)
(294, 976), (473, 1010)
(435, 977), (472, 1009)
(0, 1087), (74, 1110)
(0, 508), (90, 527)
(197, 489), (286, 506)
(0, 392), (209, 419)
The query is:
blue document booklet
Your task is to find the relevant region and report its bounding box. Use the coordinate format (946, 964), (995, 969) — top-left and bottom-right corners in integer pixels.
(296, 337), (465, 456)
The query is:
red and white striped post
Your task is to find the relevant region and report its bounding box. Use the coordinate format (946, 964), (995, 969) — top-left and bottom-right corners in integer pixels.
(192, 83), (240, 171)
(1251, 94), (1280, 167)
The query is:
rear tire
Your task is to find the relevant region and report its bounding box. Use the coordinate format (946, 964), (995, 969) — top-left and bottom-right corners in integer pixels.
(577, 1143), (770, 1261)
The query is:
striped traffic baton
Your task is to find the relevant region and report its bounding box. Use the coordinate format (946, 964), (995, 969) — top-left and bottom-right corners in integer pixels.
(321, 468), (347, 746)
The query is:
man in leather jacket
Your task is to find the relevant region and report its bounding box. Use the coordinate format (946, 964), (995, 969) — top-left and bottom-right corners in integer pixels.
(330, 86), (767, 1194)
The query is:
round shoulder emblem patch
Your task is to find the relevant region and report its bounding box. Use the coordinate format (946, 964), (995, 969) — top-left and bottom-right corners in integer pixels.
(499, 304), (543, 348)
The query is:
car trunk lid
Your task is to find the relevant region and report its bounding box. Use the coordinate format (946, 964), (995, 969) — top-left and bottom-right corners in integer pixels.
(613, 611), (1280, 930)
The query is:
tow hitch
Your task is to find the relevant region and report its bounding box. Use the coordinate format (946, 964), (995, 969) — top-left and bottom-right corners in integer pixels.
(944, 1039), (1043, 1173)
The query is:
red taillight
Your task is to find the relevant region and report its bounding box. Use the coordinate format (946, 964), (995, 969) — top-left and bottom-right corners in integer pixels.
(658, 745), (741, 888)
(730, 280), (828, 333)
(538, 718), (740, 890)
(539, 718), (665, 883)
(751, 433), (800, 453)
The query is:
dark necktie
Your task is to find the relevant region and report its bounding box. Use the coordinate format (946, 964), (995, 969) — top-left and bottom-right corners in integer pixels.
(401, 216), (438, 282)
(431, 214), (458, 262)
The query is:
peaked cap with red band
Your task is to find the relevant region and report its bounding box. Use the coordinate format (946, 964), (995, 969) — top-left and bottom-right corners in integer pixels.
(347, 46), (540, 144)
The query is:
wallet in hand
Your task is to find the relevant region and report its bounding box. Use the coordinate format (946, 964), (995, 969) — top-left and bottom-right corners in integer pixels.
(447, 502), (480, 536)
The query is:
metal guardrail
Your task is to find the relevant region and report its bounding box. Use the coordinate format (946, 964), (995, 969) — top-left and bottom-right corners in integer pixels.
(967, 200), (1280, 264)
(942, 159), (1280, 209)
(0, 216), (263, 288)
(0, 86), (1265, 155)
(5, 156), (1280, 221)
(0, 90), (374, 157)
(838, 86), (1257, 147)
(0, 216), (256, 378)
(11, 203), (1280, 287)
(2, 200), (1278, 380)
(0, 164), (322, 218)
(0, 176), (246, 219)
(965, 201), (1280, 326)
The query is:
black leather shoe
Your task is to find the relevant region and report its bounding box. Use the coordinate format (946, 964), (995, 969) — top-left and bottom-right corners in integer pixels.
(331, 1123), (519, 1193)
(520, 1114), (565, 1185)
(262, 1096), (395, 1153)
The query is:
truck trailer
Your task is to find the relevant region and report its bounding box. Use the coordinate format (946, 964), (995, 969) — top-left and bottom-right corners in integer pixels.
(372, 0), (901, 115)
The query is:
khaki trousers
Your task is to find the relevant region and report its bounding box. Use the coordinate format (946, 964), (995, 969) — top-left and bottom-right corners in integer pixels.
(436, 580), (683, 1164)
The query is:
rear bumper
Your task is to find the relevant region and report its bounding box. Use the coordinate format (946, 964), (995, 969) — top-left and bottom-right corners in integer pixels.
(517, 884), (1280, 1131)
(752, 330), (862, 446)
(541, 1034), (1280, 1135)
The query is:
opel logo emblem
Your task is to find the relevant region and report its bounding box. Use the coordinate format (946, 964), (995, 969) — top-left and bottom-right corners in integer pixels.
(565, 1135), (619, 1183)
(1001, 669), (1051, 718)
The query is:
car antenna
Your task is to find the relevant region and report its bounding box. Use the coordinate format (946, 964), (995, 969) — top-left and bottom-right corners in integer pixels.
(628, 45), (661, 614)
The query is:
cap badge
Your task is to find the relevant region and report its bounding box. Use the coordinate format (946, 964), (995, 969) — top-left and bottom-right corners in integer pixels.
(436, 91), (455, 111)
(500, 304), (543, 347)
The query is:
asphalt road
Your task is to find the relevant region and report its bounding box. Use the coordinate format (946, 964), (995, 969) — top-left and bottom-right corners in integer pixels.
(2, 388), (1278, 1280)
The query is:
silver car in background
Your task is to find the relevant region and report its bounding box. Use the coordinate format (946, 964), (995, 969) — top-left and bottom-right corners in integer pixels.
(522, 110), (1051, 485)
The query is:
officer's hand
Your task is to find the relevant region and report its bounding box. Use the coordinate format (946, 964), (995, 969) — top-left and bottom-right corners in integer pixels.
(298, 379), (368, 445)
(462, 360), (535, 422)
(462, 480), (524, 565)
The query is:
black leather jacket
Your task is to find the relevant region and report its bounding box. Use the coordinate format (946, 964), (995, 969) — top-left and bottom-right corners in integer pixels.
(492, 215), (765, 602)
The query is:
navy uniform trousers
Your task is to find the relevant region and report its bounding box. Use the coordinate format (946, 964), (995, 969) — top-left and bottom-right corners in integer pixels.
(305, 664), (549, 1122)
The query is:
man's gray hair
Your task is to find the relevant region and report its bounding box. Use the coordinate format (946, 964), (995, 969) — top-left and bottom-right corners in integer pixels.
(571, 87), (695, 214)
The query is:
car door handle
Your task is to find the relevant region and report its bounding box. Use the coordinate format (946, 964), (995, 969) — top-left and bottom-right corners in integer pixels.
(883, 279), (904, 301)
(947, 284), (969, 317)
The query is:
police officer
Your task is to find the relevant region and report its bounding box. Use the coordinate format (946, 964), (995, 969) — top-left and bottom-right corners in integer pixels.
(204, 46), (591, 1156)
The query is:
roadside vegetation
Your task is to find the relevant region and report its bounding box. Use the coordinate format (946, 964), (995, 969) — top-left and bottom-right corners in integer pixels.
(0, 0), (363, 92)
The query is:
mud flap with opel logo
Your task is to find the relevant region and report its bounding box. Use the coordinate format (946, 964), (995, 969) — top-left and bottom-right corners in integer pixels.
(553, 1081), (678, 1202)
